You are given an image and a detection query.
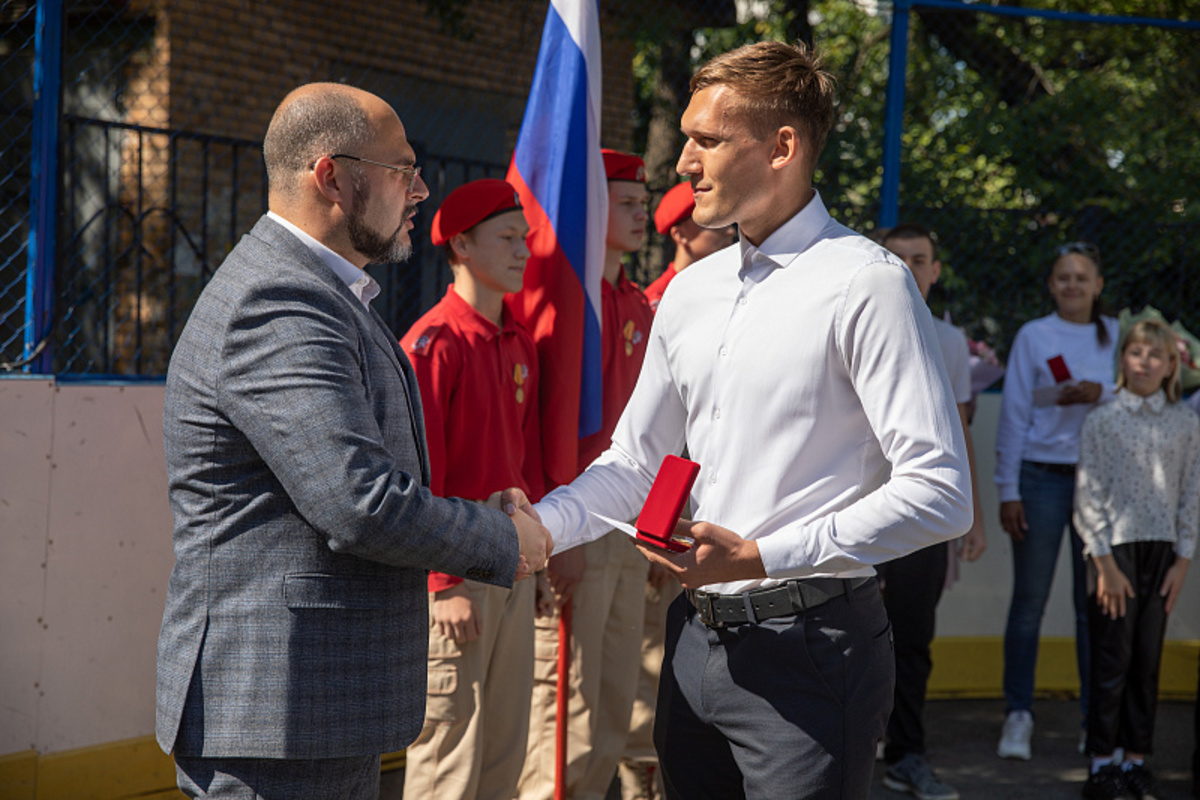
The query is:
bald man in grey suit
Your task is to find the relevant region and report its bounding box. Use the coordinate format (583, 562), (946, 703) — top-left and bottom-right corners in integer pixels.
(157, 83), (552, 798)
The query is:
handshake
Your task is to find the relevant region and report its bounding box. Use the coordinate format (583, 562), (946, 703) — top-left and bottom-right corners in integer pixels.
(487, 488), (554, 580)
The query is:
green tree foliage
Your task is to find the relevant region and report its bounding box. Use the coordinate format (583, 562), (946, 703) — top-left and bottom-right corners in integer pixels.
(629, 0), (1200, 358)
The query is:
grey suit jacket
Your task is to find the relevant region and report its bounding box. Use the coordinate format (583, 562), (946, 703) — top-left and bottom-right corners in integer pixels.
(157, 215), (519, 759)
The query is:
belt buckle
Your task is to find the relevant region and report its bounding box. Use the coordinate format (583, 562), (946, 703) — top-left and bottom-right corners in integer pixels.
(693, 590), (722, 628)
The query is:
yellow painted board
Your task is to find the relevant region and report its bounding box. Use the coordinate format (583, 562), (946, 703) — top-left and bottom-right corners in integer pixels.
(0, 749), (37, 800)
(0, 740), (405, 800)
(929, 637), (1199, 700)
(33, 736), (179, 800)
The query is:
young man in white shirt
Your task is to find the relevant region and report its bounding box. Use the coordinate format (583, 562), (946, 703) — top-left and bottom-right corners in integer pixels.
(877, 223), (988, 800)
(528, 42), (972, 798)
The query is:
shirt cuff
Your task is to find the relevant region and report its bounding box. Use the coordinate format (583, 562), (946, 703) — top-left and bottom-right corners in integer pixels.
(996, 483), (1020, 503)
(755, 526), (819, 579)
(428, 572), (465, 593)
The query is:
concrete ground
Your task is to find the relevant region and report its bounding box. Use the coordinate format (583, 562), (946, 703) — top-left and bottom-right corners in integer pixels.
(382, 698), (1198, 798)
(870, 698), (1197, 800)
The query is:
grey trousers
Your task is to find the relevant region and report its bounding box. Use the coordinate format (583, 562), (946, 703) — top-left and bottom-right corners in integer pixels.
(175, 753), (381, 799)
(653, 578), (894, 799)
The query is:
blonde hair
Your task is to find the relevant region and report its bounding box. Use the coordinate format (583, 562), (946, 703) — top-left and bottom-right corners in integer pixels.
(1117, 319), (1182, 402)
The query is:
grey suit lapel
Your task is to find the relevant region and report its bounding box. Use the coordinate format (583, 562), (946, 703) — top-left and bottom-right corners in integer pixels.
(369, 305), (431, 487)
(248, 216), (432, 486)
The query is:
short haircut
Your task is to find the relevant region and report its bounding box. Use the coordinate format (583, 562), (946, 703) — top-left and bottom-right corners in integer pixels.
(263, 85), (374, 196)
(1117, 318), (1183, 402)
(691, 41), (837, 159)
(882, 222), (938, 260)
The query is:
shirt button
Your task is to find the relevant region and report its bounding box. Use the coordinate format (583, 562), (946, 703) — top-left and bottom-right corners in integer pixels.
(713, 408), (721, 419)
(709, 475), (718, 485)
(719, 347), (728, 357)
(738, 297), (748, 306)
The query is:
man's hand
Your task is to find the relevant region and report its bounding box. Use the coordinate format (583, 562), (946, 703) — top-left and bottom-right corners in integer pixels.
(488, 488), (552, 580)
(510, 505), (553, 580)
(433, 583), (481, 643)
(498, 486), (542, 523)
(546, 547), (586, 606)
(999, 500), (1028, 542)
(647, 561), (676, 590)
(1057, 380), (1102, 405)
(1160, 556), (1190, 615)
(632, 520), (766, 589)
(959, 519), (987, 562)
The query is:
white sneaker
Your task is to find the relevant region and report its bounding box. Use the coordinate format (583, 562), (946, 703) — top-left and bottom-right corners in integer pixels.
(997, 710), (1033, 760)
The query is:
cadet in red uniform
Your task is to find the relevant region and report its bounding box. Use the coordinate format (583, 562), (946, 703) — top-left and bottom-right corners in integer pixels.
(401, 179), (546, 800)
(641, 180), (737, 312)
(519, 151), (656, 800)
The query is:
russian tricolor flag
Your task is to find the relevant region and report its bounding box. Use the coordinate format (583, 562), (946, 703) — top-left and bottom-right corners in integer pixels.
(507, 0), (607, 490)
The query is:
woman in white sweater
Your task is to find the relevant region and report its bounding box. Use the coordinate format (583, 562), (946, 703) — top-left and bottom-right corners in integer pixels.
(994, 242), (1119, 761)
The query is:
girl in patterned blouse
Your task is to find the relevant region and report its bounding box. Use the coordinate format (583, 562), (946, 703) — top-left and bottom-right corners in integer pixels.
(1074, 318), (1200, 800)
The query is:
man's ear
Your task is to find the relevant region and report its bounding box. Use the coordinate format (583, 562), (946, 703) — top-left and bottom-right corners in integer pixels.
(931, 259), (943, 286)
(770, 126), (802, 171)
(310, 155), (350, 204)
(669, 224), (689, 248)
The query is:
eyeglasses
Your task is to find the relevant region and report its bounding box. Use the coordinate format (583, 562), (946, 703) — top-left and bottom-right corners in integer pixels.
(329, 154), (422, 191)
(1055, 241), (1100, 260)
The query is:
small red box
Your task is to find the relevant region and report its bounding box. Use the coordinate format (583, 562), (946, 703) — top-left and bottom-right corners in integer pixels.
(634, 455), (700, 553)
(1047, 355), (1072, 383)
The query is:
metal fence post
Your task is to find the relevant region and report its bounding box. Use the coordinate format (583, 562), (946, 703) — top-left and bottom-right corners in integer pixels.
(879, 0), (910, 230)
(24, 0), (63, 373)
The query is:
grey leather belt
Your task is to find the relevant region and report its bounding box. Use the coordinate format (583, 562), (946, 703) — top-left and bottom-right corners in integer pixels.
(687, 577), (874, 628)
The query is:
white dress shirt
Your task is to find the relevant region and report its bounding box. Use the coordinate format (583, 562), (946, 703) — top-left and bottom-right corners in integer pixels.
(1074, 388), (1200, 560)
(535, 191), (972, 593)
(267, 211), (381, 308)
(993, 312), (1118, 502)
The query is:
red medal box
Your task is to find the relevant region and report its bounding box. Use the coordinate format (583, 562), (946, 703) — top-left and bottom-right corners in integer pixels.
(1047, 355), (1072, 383)
(634, 455), (700, 553)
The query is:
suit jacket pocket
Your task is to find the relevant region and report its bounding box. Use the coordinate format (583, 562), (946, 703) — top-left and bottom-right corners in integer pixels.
(283, 573), (389, 610)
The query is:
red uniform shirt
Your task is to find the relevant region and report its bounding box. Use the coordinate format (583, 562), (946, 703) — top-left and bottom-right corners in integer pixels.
(577, 267), (655, 473)
(642, 263), (677, 312)
(401, 286), (544, 592)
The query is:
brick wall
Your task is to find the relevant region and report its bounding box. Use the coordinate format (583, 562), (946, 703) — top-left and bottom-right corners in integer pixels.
(163, 0), (636, 154)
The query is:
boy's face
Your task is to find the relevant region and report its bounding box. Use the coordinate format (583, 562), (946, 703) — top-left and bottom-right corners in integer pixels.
(456, 210), (531, 296)
(606, 181), (650, 254)
(1122, 340), (1174, 397)
(884, 234), (941, 300)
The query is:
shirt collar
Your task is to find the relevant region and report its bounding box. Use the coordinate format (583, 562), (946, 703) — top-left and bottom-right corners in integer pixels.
(738, 189), (830, 280)
(605, 265), (637, 297)
(1116, 387), (1168, 414)
(442, 285), (513, 341)
(267, 211), (380, 309)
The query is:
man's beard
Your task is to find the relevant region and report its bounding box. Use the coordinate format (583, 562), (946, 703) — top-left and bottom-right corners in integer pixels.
(348, 180), (414, 264)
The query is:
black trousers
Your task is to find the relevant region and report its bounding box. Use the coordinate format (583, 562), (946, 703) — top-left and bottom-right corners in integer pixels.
(878, 541), (948, 763)
(1085, 540), (1174, 757)
(653, 578), (894, 800)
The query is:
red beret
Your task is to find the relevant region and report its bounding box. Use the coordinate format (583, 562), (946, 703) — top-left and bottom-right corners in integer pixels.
(602, 149), (646, 183)
(431, 179), (524, 246)
(654, 181), (696, 234)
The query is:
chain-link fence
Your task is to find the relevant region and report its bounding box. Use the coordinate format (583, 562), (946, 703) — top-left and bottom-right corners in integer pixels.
(2, 0), (1197, 376)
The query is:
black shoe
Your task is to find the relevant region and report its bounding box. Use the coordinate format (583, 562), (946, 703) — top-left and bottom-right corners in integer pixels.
(1083, 765), (1132, 800)
(1122, 763), (1160, 800)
